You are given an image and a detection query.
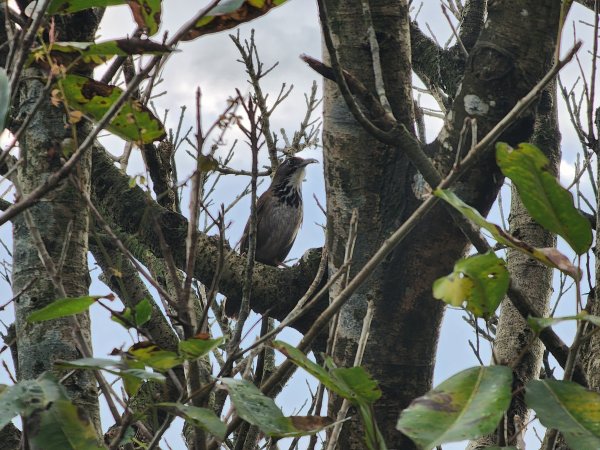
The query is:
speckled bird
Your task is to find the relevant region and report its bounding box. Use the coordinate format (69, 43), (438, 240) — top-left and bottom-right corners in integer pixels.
(240, 156), (318, 266)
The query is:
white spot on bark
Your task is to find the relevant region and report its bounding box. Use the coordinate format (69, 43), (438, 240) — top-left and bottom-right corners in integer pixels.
(464, 94), (490, 116)
(521, 9), (528, 16)
(412, 173), (430, 200)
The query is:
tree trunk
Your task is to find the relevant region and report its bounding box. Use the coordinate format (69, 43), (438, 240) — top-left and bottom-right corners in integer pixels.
(323, 1), (561, 447)
(11, 9), (103, 440)
(469, 83), (560, 449)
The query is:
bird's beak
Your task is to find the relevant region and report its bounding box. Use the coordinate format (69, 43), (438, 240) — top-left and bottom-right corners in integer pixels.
(300, 158), (319, 167)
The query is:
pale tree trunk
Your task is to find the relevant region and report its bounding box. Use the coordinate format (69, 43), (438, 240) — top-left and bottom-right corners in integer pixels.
(11, 10), (103, 440)
(469, 84), (559, 449)
(323, 1), (561, 448)
(582, 116), (600, 390)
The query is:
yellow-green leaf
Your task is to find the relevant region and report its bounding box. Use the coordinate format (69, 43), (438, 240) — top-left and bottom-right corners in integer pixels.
(433, 252), (509, 319)
(128, 343), (182, 370)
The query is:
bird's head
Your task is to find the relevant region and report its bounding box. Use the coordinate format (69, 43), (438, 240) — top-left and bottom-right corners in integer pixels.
(272, 156), (318, 189)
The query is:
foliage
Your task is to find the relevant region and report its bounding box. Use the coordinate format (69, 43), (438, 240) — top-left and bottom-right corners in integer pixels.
(397, 366), (513, 449)
(0, 0), (597, 448)
(496, 142), (592, 255)
(221, 378), (332, 438)
(433, 252), (508, 319)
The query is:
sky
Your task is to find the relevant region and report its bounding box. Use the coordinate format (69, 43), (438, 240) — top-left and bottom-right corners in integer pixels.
(0, 1), (599, 449)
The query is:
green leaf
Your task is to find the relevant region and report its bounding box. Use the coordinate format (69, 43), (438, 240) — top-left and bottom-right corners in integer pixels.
(55, 357), (125, 371)
(526, 379), (600, 449)
(496, 142), (592, 254)
(182, 0), (288, 41)
(178, 336), (223, 360)
(435, 189), (581, 280)
(47, 0), (126, 14)
(127, 0), (162, 35)
(273, 341), (384, 448)
(55, 357), (165, 397)
(221, 378), (332, 438)
(331, 366), (382, 404)
(111, 307), (134, 327)
(159, 403), (227, 441)
(29, 400), (105, 450)
(27, 296), (99, 322)
(0, 68), (9, 131)
(58, 74), (166, 144)
(433, 252), (509, 318)
(134, 298), (152, 326)
(0, 373), (67, 429)
(128, 343), (182, 370)
(527, 311), (600, 333)
(30, 39), (172, 72)
(273, 341), (380, 404)
(397, 366), (513, 449)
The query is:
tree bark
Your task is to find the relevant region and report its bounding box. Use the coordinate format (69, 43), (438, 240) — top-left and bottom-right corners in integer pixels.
(322, 1), (561, 447)
(469, 83), (560, 449)
(11, 9), (103, 441)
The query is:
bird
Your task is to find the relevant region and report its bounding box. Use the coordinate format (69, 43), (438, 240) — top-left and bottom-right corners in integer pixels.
(240, 156), (318, 266)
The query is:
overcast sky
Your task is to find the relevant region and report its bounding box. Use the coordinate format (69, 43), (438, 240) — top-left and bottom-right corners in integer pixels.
(1, 1), (598, 449)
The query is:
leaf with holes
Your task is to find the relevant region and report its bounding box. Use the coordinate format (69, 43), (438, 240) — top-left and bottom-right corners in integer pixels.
(433, 252), (509, 319)
(496, 142), (592, 255)
(397, 366), (512, 449)
(58, 74), (166, 144)
(526, 379), (600, 449)
(182, 0), (287, 41)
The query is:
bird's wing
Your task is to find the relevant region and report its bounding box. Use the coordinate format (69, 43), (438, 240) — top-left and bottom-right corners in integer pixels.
(275, 207), (302, 265)
(239, 190), (269, 253)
